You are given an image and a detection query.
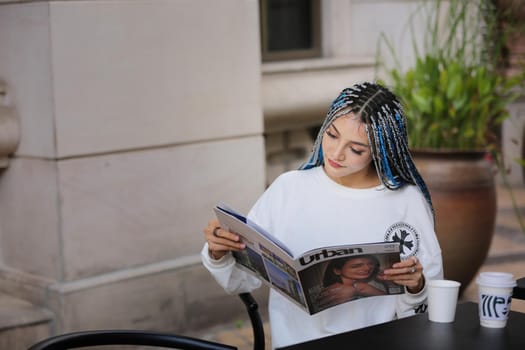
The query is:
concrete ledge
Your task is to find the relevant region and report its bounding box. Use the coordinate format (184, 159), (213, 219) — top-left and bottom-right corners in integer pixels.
(0, 293), (52, 331)
(48, 255), (202, 294)
(0, 256), (269, 335)
(42, 256), (269, 334)
(0, 293), (53, 350)
(0, 266), (53, 307)
(262, 62), (375, 133)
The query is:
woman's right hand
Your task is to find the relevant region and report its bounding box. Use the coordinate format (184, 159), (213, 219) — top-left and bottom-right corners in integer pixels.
(316, 283), (358, 308)
(204, 219), (245, 260)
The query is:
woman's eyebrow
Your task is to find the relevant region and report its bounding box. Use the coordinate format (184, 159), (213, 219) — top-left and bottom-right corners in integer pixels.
(329, 124), (340, 135)
(331, 124), (370, 148)
(351, 140), (370, 147)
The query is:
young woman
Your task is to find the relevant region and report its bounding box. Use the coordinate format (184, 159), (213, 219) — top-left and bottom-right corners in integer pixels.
(202, 82), (443, 349)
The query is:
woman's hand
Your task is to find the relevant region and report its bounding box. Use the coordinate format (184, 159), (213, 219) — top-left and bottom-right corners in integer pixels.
(382, 256), (425, 294)
(353, 281), (387, 296)
(204, 219), (245, 260)
(317, 283), (358, 307)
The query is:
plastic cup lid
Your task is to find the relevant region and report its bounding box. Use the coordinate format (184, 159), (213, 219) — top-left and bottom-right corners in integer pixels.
(476, 272), (517, 288)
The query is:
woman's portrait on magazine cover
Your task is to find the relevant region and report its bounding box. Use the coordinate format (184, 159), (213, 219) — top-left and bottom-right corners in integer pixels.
(315, 255), (388, 309)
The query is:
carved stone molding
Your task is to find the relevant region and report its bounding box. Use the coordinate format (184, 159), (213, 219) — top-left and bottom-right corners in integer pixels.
(0, 81), (20, 168)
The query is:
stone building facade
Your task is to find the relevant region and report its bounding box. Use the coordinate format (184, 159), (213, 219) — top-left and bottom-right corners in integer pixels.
(0, 0), (523, 348)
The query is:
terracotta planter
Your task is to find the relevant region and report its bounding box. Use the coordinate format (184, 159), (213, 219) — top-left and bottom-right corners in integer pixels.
(412, 150), (497, 295)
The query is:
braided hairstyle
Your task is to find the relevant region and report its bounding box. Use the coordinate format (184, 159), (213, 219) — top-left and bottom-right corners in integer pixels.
(300, 81), (433, 213)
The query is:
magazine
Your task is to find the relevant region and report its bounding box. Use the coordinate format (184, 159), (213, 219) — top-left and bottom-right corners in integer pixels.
(214, 204), (405, 315)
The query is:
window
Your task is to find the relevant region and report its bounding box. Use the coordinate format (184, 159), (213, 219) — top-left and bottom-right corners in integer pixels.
(260, 0), (321, 61)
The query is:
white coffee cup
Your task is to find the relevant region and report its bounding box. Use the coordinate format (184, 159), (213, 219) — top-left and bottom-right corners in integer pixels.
(427, 279), (461, 323)
(476, 272), (516, 328)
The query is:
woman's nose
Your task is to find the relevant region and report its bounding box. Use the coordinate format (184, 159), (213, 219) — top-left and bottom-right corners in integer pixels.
(333, 145), (345, 160)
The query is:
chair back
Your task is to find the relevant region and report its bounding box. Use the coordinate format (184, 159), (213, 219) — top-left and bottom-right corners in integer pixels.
(28, 330), (237, 350)
(513, 277), (525, 300)
(239, 292), (265, 350)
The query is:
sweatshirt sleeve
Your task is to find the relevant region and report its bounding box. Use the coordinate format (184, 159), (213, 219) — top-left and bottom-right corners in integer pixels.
(395, 187), (444, 318)
(200, 174), (289, 295)
(201, 243), (262, 294)
(395, 250), (444, 318)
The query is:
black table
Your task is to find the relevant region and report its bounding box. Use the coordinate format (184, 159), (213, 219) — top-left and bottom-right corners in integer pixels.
(277, 302), (525, 350)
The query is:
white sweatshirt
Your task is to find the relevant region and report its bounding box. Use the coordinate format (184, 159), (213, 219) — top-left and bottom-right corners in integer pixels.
(202, 166), (443, 349)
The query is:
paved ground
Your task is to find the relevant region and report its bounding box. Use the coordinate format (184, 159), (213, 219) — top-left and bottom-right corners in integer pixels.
(197, 184), (525, 350)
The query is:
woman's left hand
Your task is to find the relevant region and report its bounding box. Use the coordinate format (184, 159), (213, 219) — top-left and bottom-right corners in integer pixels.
(382, 256), (425, 294)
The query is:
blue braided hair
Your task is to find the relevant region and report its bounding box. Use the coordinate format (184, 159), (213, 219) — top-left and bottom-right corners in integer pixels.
(300, 81), (433, 214)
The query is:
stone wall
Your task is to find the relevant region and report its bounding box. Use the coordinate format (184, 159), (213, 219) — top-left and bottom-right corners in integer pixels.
(0, 0), (265, 334)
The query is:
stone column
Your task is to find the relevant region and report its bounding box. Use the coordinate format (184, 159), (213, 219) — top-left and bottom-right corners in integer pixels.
(0, 0), (265, 333)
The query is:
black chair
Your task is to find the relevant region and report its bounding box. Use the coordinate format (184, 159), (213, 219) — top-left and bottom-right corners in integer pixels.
(28, 330), (236, 350)
(28, 292), (265, 350)
(513, 277), (525, 300)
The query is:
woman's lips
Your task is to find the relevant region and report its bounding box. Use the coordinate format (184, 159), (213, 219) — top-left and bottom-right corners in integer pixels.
(328, 159), (343, 168)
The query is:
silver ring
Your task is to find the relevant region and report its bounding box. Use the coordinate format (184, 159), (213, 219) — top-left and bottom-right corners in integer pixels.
(410, 266), (416, 274)
(213, 227), (220, 237)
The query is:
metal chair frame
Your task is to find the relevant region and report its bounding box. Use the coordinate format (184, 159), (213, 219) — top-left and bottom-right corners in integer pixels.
(28, 330), (236, 350)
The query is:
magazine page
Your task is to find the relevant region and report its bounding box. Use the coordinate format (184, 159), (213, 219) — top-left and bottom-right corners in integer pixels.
(295, 242), (404, 314)
(215, 204), (293, 256)
(214, 205), (310, 311)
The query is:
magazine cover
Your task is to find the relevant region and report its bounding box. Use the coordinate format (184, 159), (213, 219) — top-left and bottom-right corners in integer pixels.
(215, 204), (404, 314)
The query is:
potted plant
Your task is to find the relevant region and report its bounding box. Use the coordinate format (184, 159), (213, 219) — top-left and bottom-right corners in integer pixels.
(377, 0), (525, 293)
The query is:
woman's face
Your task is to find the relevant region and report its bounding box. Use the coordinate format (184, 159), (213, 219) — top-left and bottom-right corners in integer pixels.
(335, 257), (377, 282)
(321, 114), (376, 187)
